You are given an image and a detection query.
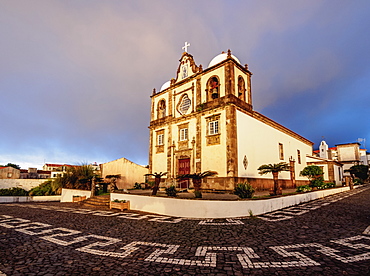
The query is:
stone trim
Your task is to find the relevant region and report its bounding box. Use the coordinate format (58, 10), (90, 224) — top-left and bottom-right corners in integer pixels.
(205, 114), (221, 146)
(224, 60), (235, 96)
(174, 52), (201, 84)
(156, 129), (165, 153)
(206, 134), (221, 146)
(225, 105), (238, 177)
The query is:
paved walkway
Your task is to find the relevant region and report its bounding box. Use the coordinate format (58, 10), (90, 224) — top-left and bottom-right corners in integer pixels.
(0, 186), (369, 275)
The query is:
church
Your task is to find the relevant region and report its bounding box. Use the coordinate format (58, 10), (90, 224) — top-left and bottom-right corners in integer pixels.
(148, 45), (313, 191)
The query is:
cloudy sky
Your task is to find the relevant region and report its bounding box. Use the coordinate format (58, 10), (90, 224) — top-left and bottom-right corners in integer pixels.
(1, 0), (370, 169)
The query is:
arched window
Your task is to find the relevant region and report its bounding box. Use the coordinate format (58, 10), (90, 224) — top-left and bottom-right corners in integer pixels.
(157, 99), (166, 119)
(207, 76), (220, 101)
(237, 76), (246, 101)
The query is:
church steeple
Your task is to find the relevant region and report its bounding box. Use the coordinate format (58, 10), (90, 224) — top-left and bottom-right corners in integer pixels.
(319, 140), (329, 159)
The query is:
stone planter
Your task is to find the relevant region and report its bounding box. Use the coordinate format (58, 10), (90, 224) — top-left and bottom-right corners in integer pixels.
(110, 201), (130, 211)
(72, 196), (86, 203)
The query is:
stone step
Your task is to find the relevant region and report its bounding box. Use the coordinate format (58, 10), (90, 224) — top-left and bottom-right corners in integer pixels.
(81, 195), (110, 207)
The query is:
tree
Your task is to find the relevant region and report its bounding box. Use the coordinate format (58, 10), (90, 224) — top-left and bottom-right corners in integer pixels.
(258, 162), (290, 196)
(346, 165), (369, 182)
(54, 164), (98, 191)
(300, 165), (324, 188)
(177, 171), (217, 198)
(4, 163), (21, 170)
(145, 172), (167, 196)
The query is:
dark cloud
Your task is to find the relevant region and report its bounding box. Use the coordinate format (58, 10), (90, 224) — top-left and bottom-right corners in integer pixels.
(1, 0), (369, 168)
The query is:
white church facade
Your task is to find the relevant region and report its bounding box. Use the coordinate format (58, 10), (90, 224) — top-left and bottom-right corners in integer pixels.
(148, 48), (313, 191)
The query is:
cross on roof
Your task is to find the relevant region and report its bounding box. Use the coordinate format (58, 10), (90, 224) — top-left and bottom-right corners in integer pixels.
(182, 41), (190, 52)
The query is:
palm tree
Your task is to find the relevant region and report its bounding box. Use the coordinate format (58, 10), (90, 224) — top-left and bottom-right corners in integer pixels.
(145, 172), (167, 195)
(177, 171), (217, 198)
(54, 164), (98, 191)
(258, 162), (290, 196)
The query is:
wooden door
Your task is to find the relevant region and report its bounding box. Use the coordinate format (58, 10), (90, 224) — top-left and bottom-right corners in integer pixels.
(178, 158), (190, 189)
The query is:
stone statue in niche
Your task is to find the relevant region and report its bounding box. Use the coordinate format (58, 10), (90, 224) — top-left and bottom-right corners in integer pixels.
(158, 100), (166, 119)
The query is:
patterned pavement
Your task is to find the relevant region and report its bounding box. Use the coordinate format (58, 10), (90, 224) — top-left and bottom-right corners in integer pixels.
(0, 186), (369, 275)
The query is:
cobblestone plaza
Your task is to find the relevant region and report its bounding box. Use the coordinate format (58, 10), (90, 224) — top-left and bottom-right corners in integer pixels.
(1, 186), (369, 275)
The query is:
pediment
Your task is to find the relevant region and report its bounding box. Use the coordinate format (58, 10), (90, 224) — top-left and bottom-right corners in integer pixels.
(174, 53), (201, 83)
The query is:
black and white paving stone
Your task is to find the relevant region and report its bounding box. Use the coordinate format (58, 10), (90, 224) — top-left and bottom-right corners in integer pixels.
(0, 186), (369, 275)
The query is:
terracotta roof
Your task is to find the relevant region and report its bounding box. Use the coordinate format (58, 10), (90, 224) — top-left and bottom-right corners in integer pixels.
(44, 164), (73, 167)
(37, 170), (51, 174)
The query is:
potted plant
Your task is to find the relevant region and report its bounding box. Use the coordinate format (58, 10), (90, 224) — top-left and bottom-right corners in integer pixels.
(72, 195), (86, 202)
(110, 199), (130, 211)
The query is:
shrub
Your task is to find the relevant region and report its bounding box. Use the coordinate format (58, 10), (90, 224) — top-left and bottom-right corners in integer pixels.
(146, 181), (155, 189)
(315, 181), (336, 190)
(113, 199), (126, 203)
(0, 187), (29, 196)
(296, 185), (312, 193)
(309, 177), (324, 188)
(194, 190), (202, 198)
(354, 178), (363, 185)
(234, 182), (255, 199)
(29, 181), (59, 196)
(165, 185), (178, 197)
(134, 182), (142, 189)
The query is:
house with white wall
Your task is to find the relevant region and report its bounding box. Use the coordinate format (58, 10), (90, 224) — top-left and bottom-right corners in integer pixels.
(101, 157), (148, 189)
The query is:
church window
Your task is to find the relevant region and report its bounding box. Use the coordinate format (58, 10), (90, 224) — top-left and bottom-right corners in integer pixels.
(208, 120), (219, 135)
(157, 134), (164, 146)
(279, 143), (284, 160)
(177, 94), (191, 115)
(207, 76), (220, 101)
(297, 149), (301, 164)
(155, 130), (165, 153)
(237, 76), (246, 101)
(206, 114), (221, 146)
(179, 128), (188, 141)
(157, 100), (166, 119)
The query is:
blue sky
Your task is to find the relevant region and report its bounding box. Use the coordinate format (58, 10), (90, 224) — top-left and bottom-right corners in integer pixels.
(1, 0), (369, 169)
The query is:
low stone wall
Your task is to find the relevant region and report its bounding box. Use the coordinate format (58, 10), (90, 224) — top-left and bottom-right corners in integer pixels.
(60, 188), (91, 202)
(111, 186), (353, 219)
(0, 179), (46, 190)
(0, 195), (61, 203)
(200, 177), (310, 191)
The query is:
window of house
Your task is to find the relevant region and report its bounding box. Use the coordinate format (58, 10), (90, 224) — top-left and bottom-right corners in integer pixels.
(179, 128), (188, 141)
(279, 143), (284, 160)
(208, 120), (219, 135)
(157, 134), (164, 145)
(297, 149), (301, 164)
(7, 172), (12, 178)
(157, 100), (166, 119)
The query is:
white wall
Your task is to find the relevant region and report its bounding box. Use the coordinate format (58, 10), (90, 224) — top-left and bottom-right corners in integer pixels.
(60, 188), (91, 202)
(101, 157), (148, 189)
(0, 195), (60, 203)
(151, 126), (169, 174)
(111, 186), (352, 218)
(201, 110), (227, 176)
(236, 110), (312, 180)
(0, 179), (46, 190)
(338, 146), (357, 161)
